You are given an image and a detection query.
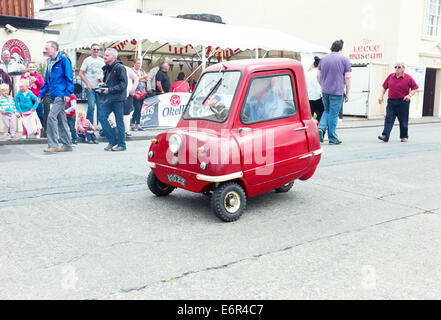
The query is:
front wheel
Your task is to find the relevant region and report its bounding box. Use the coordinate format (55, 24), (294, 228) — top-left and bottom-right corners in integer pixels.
(211, 182), (247, 222)
(275, 181), (294, 193)
(147, 171), (175, 197)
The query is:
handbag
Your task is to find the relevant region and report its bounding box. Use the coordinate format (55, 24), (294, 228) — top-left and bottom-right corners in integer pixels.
(21, 111), (38, 136)
(134, 89), (147, 100)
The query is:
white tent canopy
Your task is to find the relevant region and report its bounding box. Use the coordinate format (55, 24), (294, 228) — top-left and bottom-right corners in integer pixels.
(58, 7), (328, 58)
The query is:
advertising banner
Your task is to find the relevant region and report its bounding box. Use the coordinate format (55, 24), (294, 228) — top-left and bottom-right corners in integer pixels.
(140, 93), (191, 128)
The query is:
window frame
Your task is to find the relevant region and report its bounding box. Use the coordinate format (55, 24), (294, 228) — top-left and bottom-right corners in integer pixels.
(182, 70), (243, 124)
(424, 0), (441, 39)
(240, 72), (298, 126)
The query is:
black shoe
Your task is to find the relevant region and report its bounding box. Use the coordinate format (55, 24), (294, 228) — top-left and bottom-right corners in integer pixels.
(104, 144), (116, 151)
(329, 140), (342, 145)
(131, 127), (136, 132)
(137, 127), (144, 131)
(125, 132), (132, 138)
(99, 130), (105, 137)
(111, 146), (126, 152)
(378, 135), (388, 143)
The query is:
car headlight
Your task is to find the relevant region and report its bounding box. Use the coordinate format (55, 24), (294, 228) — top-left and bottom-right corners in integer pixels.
(169, 134), (182, 154)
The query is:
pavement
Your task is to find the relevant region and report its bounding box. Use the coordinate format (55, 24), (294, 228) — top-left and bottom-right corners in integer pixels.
(1, 116), (440, 146)
(1, 122), (441, 299)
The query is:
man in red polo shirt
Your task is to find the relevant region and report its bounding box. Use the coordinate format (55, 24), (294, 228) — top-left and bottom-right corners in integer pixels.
(378, 62), (418, 143)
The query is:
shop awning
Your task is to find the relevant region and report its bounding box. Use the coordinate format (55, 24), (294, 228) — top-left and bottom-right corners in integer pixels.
(58, 7), (328, 56)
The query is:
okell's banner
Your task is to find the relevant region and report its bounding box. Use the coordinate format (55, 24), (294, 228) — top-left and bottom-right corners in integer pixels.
(140, 93), (191, 128)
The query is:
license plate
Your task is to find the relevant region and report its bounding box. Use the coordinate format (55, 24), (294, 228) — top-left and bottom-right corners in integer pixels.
(167, 174), (186, 187)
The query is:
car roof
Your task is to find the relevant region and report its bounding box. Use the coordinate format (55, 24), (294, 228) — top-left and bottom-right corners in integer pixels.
(204, 58), (303, 74)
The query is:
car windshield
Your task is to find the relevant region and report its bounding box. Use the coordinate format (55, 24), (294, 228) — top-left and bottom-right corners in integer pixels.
(183, 71), (241, 122)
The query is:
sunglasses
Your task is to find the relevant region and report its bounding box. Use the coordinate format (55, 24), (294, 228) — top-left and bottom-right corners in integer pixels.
(395, 66), (403, 69)
(92, 48), (100, 51)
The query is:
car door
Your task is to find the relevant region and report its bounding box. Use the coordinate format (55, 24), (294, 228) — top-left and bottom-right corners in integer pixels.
(234, 70), (311, 186)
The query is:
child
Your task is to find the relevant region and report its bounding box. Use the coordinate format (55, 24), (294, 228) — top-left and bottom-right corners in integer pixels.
(14, 78), (39, 139)
(0, 83), (18, 140)
(65, 93), (78, 145)
(76, 110), (98, 144)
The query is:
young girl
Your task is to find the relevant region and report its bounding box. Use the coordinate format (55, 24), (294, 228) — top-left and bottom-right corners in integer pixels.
(0, 83), (18, 140)
(76, 110), (98, 144)
(15, 79), (40, 139)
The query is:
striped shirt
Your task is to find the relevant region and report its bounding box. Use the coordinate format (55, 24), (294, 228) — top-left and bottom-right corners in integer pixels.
(0, 96), (17, 114)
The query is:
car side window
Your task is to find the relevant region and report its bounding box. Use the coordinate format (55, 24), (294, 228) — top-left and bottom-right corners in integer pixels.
(241, 74), (297, 124)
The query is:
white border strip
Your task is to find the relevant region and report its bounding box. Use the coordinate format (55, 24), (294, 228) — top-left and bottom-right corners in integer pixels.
(197, 171), (244, 183)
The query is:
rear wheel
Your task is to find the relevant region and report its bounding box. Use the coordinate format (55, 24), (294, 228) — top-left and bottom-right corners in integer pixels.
(147, 171), (175, 197)
(211, 182), (247, 222)
(275, 181), (294, 193)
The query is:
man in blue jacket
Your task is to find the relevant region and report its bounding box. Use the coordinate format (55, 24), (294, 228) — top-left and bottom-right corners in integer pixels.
(38, 41), (74, 153)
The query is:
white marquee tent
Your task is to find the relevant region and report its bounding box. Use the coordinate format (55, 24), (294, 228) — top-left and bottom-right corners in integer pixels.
(58, 7), (328, 68)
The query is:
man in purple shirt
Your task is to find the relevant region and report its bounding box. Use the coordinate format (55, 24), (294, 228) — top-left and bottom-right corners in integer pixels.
(317, 40), (352, 145)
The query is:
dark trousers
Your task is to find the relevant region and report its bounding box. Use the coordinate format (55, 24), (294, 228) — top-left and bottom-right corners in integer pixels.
(309, 98), (324, 122)
(382, 99), (410, 141)
(36, 102), (44, 127)
(78, 126), (97, 142)
(131, 98), (143, 125)
(66, 115), (78, 142)
(99, 100), (126, 149)
(42, 94), (51, 133)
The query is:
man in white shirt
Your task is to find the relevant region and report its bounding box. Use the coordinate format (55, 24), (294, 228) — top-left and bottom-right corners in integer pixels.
(79, 44), (105, 127)
(0, 50), (25, 73)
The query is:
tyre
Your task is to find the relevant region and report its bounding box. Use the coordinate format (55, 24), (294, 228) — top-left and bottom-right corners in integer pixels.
(275, 181), (294, 193)
(211, 182), (247, 222)
(147, 171), (175, 197)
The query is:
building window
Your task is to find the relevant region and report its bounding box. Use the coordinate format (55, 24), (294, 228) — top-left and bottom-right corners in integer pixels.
(426, 0), (441, 37)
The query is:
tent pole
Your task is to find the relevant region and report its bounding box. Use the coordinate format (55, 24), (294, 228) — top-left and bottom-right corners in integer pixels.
(137, 38), (142, 60)
(202, 46), (207, 71)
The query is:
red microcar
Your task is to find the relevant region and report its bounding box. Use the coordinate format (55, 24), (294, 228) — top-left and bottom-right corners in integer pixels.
(147, 58), (322, 222)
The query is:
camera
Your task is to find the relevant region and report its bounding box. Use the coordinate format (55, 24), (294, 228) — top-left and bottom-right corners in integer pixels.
(5, 24), (18, 33)
(96, 82), (108, 94)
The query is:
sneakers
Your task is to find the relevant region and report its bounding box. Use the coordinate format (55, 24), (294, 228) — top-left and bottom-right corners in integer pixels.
(137, 127), (144, 132)
(44, 147), (59, 153)
(125, 132), (132, 138)
(329, 140), (342, 145)
(93, 140), (99, 144)
(401, 138), (408, 143)
(72, 141), (78, 146)
(104, 144), (116, 151)
(111, 145), (126, 152)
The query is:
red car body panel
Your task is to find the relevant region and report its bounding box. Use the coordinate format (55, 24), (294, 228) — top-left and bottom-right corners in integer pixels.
(148, 58), (322, 198)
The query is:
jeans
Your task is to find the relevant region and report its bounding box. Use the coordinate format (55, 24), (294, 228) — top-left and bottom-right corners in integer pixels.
(99, 100), (126, 149)
(318, 93), (344, 142)
(36, 102), (44, 127)
(42, 94), (51, 132)
(66, 115), (78, 142)
(85, 89), (101, 126)
(78, 126), (97, 142)
(382, 99), (410, 141)
(47, 97), (72, 148)
(131, 98), (143, 125)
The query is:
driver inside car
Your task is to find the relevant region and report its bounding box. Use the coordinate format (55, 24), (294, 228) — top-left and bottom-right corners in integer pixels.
(242, 77), (292, 122)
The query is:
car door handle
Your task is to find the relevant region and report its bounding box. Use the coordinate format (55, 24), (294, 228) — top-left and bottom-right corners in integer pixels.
(294, 126), (308, 131)
(238, 127), (252, 133)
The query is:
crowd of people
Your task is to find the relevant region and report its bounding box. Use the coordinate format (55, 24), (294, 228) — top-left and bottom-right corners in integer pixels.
(1, 39), (420, 152)
(0, 41), (195, 153)
(306, 40), (418, 145)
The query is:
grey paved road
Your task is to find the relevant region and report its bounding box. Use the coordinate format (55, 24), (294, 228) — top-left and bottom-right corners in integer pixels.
(1, 123), (440, 299)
